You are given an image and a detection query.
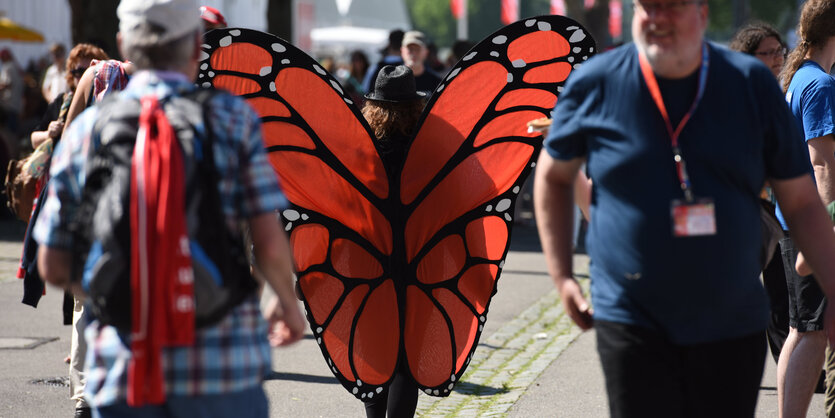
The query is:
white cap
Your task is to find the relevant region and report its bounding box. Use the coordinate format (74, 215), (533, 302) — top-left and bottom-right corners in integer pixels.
(117, 0), (202, 45)
(402, 31), (427, 48)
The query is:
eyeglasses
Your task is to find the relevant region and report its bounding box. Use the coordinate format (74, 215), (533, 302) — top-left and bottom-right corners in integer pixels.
(754, 47), (787, 59)
(70, 67), (86, 78)
(633, 1), (704, 16)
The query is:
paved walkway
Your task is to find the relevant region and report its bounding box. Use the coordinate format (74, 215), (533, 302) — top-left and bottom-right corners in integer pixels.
(0, 218), (827, 417)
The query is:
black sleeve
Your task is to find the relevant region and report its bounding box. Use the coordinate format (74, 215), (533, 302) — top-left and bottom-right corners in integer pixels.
(33, 95), (63, 133)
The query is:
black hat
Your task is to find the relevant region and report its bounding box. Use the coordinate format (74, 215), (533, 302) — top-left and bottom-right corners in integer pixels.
(364, 65), (426, 102)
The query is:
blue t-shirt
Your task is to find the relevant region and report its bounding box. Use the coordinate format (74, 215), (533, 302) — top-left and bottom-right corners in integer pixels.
(776, 61), (835, 229)
(543, 43), (809, 345)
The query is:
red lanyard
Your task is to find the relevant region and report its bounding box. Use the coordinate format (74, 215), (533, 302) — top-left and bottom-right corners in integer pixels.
(638, 43), (709, 202)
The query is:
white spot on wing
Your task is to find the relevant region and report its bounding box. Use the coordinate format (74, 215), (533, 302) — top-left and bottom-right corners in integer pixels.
(507, 73), (513, 83)
(219, 36), (233, 47)
(463, 51), (477, 61)
(513, 186), (520, 194)
(314, 65), (326, 75)
(229, 29), (241, 36)
(330, 80), (343, 94)
(496, 198), (512, 212)
(284, 209), (300, 221)
(573, 47), (581, 53)
(490, 51), (500, 57)
(200, 63), (208, 70)
(447, 68), (461, 80)
(486, 205), (493, 212)
(259, 66), (271, 76)
(281, 58), (290, 65)
(537, 21), (551, 31)
(505, 213), (513, 221)
(201, 82), (211, 88)
(272, 43), (286, 52)
(199, 51), (210, 61)
(569, 30), (587, 43)
(492, 35), (508, 44)
(269, 82), (276, 92)
(376, 387), (383, 393)
(301, 214), (309, 220)
(525, 19), (535, 27)
(208, 71), (215, 77)
(284, 222), (292, 231)
(511, 59), (526, 68)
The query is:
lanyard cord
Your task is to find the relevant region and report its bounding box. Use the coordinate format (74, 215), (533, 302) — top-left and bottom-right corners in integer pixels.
(638, 43), (709, 202)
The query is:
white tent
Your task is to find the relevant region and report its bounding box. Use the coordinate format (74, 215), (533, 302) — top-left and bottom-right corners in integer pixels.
(305, 0), (411, 63)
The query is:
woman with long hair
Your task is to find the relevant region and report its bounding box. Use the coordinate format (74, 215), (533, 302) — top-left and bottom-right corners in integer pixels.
(775, 0), (835, 416)
(359, 64), (424, 418)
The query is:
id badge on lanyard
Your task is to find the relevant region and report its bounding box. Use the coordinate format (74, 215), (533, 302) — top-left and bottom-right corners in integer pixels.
(639, 43), (715, 237)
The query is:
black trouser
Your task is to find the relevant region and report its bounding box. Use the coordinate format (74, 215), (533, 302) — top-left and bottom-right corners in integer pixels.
(595, 320), (765, 418)
(762, 244), (789, 363)
(364, 371), (419, 418)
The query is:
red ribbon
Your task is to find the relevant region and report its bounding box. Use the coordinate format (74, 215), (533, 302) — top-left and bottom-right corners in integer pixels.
(128, 96), (195, 406)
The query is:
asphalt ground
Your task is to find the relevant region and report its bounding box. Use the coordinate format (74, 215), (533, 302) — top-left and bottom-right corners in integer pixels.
(0, 216), (826, 417)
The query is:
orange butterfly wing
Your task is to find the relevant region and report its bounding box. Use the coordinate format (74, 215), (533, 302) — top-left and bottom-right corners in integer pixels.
(201, 29), (399, 401)
(398, 17), (596, 394)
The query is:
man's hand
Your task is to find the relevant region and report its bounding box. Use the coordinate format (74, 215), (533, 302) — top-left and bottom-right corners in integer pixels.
(558, 277), (593, 330)
(264, 295), (305, 347)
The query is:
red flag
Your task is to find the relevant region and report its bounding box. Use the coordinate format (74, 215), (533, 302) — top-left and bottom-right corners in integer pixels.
(451, 0), (465, 19)
(550, 0), (566, 15)
(610, 0), (622, 39)
(501, 0), (519, 25)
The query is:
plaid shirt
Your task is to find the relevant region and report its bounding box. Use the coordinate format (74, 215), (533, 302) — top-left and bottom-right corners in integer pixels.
(33, 70), (287, 407)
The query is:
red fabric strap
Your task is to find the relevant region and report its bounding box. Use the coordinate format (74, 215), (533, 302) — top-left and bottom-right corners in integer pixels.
(128, 96), (195, 406)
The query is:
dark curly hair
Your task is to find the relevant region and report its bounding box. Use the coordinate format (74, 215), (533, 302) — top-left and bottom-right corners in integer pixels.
(361, 98), (424, 140)
(728, 22), (784, 55)
(781, 0), (835, 92)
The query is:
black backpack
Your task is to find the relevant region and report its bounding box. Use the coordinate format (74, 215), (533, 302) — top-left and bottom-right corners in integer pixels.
(69, 88), (257, 331)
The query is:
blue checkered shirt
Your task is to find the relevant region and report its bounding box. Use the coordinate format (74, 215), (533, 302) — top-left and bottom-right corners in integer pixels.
(33, 70), (288, 407)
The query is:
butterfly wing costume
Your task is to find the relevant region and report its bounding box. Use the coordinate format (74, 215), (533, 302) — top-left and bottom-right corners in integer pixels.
(199, 15), (596, 401)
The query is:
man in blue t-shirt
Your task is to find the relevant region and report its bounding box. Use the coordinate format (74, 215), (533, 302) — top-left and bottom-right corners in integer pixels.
(534, 1), (835, 416)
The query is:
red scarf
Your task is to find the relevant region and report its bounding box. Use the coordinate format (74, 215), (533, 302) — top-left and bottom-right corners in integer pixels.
(128, 96), (195, 406)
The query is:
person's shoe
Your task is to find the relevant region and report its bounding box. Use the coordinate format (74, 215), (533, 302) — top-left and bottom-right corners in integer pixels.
(74, 406), (92, 418)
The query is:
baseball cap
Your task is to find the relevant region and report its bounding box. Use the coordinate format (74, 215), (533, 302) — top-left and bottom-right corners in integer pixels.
(117, 0), (202, 45)
(402, 31), (427, 48)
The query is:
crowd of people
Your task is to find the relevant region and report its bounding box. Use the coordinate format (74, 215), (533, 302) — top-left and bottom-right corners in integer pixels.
(3, 0), (835, 417)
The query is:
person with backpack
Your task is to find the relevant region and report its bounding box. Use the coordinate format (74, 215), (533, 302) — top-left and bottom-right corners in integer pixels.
(34, 0), (305, 416)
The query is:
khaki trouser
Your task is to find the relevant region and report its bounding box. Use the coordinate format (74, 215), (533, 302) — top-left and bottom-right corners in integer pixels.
(69, 297), (87, 409)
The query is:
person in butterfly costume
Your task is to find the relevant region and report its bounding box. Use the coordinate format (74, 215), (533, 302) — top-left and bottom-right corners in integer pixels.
(197, 15), (597, 410)
(357, 64), (427, 417)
